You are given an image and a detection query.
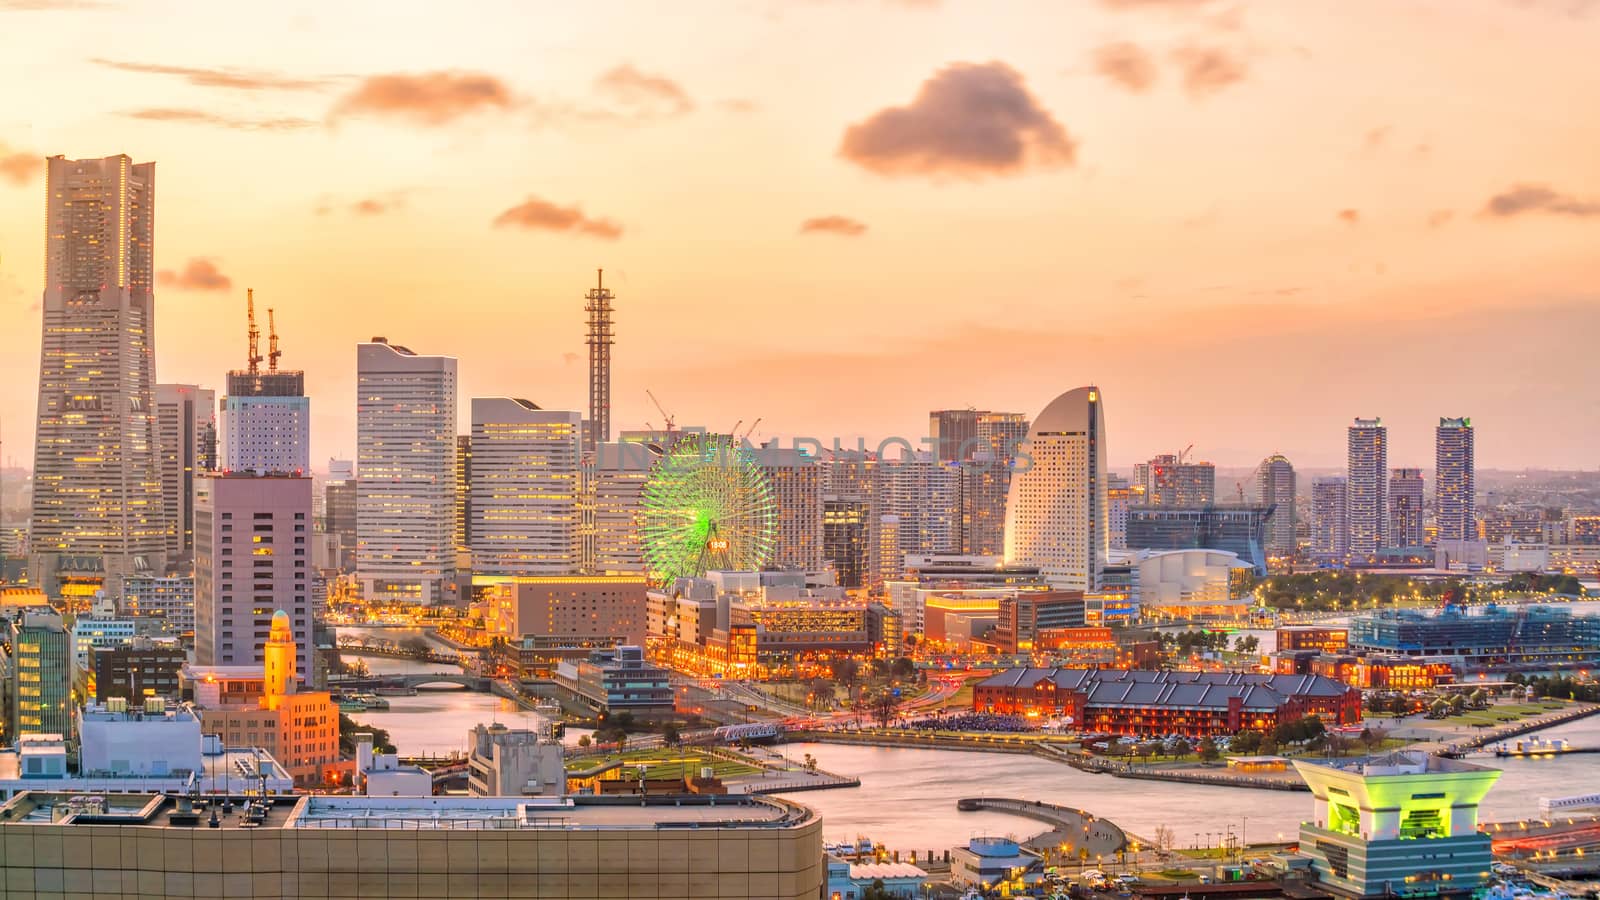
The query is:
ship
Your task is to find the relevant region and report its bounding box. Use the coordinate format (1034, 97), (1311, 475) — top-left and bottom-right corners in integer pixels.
(1494, 737), (1570, 757)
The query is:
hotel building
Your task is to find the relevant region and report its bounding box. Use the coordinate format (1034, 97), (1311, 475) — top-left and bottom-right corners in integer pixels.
(468, 399), (583, 576)
(1004, 387), (1108, 590)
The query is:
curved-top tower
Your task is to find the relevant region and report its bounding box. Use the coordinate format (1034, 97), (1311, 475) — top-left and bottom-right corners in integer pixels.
(1004, 386), (1107, 590)
(263, 609), (297, 698)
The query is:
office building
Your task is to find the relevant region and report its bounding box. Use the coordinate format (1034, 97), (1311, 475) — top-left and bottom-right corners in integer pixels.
(322, 465), (357, 572)
(468, 399), (583, 576)
(454, 435), (472, 551)
(90, 637), (187, 703)
(1347, 605), (1600, 673)
(583, 441), (651, 576)
(823, 495), (870, 588)
(356, 337), (458, 604)
(219, 290), (309, 475)
(991, 591), (1086, 653)
(193, 474), (313, 683)
(1313, 476), (1349, 561)
(976, 411), (1030, 461)
(477, 574), (648, 644)
(887, 554), (1050, 638)
(1005, 387), (1107, 590)
(1124, 505), (1272, 575)
(1295, 752), (1499, 899)
(753, 443), (824, 571)
(1105, 475), (1141, 551)
(1, 610), (73, 739)
(1253, 453), (1297, 557)
(467, 722), (565, 797)
(69, 615), (136, 668)
(1389, 468), (1425, 549)
(929, 409), (983, 461)
(1435, 417), (1475, 543)
(555, 644), (675, 713)
(155, 384), (217, 564)
(1346, 418), (1388, 556)
(0, 790), (826, 900)
(1140, 454), (1216, 507)
(29, 154), (164, 597)
(188, 610), (340, 785)
(120, 575), (195, 633)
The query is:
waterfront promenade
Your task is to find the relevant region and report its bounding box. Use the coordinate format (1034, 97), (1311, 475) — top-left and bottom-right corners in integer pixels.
(956, 797), (1129, 855)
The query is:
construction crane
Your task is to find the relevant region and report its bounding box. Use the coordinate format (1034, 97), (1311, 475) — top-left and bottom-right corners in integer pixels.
(245, 288), (263, 375)
(1178, 443), (1195, 465)
(267, 308), (281, 373)
(738, 417), (762, 443)
(646, 390), (676, 433)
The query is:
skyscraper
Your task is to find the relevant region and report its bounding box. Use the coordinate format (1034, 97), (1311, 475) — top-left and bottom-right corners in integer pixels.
(583, 442), (652, 577)
(1140, 454), (1216, 507)
(455, 434), (472, 551)
(29, 154), (165, 596)
(752, 443), (824, 571)
(220, 291), (310, 475)
(469, 398), (583, 576)
(155, 383), (217, 566)
(585, 270), (614, 450)
(1436, 417), (1476, 543)
(1312, 476), (1348, 561)
(929, 409), (981, 461)
(1004, 386), (1108, 590)
(193, 473), (314, 683)
(882, 453), (960, 556)
(1252, 454), (1297, 557)
(356, 338), (458, 604)
(1345, 418), (1388, 557)
(1389, 467), (1425, 549)
(823, 495), (870, 588)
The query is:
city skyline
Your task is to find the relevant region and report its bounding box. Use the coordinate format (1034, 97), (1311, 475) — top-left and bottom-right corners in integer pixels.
(2, 2), (1599, 472)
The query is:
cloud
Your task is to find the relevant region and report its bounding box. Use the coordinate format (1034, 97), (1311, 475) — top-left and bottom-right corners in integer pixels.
(799, 215), (868, 236)
(1426, 210), (1455, 228)
(1092, 42), (1159, 93)
(1481, 184), (1600, 218)
(594, 64), (694, 116)
(718, 98), (759, 114)
(492, 195), (623, 239)
(0, 147), (43, 185)
(0, 0), (109, 9)
(838, 61), (1075, 178)
(1171, 45), (1248, 98)
(90, 58), (329, 91)
(1337, 208), (1360, 225)
(331, 71), (515, 126)
(1099, 0), (1221, 7)
(123, 107), (315, 131)
(1362, 126), (1389, 152)
(157, 258), (232, 291)
(351, 195), (403, 215)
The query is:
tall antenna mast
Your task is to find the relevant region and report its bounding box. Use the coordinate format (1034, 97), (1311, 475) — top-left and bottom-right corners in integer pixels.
(585, 268), (615, 450)
(267, 308), (281, 373)
(246, 288), (262, 376)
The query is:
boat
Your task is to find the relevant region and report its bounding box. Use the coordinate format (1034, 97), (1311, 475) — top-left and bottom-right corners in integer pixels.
(374, 685), (417, 697)
(1495, 738), (1570, 757)
(359, 694), (390, 710)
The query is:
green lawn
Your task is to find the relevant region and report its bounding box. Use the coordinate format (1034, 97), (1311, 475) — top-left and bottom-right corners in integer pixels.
(565, 749), (763, 780)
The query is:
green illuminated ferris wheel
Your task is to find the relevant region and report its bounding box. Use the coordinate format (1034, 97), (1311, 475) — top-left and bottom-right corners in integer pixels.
(639, 435), (777, 586)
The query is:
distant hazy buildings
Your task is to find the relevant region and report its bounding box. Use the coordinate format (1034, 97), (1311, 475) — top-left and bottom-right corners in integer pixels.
(30, 155), (164, 596)
(1139, 454), (1216, 507)
(1389, 468), (1425, 549)
(193, 474), (313, 683)
(356, 338), (458, 604)
(1312, 476), (1349, 561)
(155, 384), (217, 565)
(1252, 454), (1296, 557)
(1435, 417), (1476, 543)
(469, 399), (583, 576)
(1345, 418), (1388, 556)
(1005, 387), (1108, 590)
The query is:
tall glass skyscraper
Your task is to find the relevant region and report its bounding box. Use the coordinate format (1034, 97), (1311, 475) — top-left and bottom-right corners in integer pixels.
(356, 338), (458, 604)
(1435, 417), (1476, 543)
(1004, 386), (1107, 590)
(29, 155), (165, 596)
(1252, 453), (1297, 556)
(1345, 418), (1388, 557)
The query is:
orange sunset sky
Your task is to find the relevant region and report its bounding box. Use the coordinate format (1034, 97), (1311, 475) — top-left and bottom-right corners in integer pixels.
(1, 0), (1597, 472)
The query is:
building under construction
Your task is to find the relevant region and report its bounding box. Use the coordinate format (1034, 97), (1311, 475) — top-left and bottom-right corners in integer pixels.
(220, 289), (310, 474)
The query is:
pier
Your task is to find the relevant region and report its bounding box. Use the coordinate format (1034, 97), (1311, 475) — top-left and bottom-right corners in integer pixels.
(956, 797), (1129, 855)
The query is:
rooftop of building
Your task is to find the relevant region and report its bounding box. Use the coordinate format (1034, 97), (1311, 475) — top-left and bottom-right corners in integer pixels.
(0, 792), (813, 832)
(979, 667), (1355, 710)
(1, 744), (290, 787)
(1296, 750), (1492, 777)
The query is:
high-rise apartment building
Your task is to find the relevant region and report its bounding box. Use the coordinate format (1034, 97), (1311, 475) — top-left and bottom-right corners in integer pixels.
(155, 384), (217, 565)
(468, 399), (583, 576)
(1312, 476), (1349, 561)
(1345, 418), (1388, 557)
(1435, 417), (1476, 543)
(1004, 387), (1108, 590)
(1252, 454), (1297, 557)
(929, 409), (982, 461)
(976, 412), (1030, 461)
(1105, 475), (1142, 551)
(220, 292), (309, 476)
(29, 155), (165, 596)
(355, 338), (458, 604)
(1389, 468), (1425, 549)
(455, 435), (472, 551)
(958, 461), (1010, 556)
(752, 444), (824, 571)
(582, 442), (651, 577)
(882, 454), (960, 556)
(193, 474), (314, 683)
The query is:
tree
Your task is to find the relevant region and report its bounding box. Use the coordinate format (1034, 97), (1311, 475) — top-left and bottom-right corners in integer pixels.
(1154, 825), (1176, 853)
(831, 658), (860, 686)
(869, 689), (901, 728)
(1165, 736), (1193, 758)
(891, 657), (917, 679)
(807, 678), (835, 711)
(1230, 731), (1263, 755)
(1137, 741), (1163, 762)
(862, 879), (895, 900)
(1198, 737), (1220, 761)
(870, 658), (890, 678)
(1234, 635), (1260, 654)
(662, 724), (681, 746)
(338, 713), (396, 754)
(1361, 725), (1389, 752)
(577, 734), (592, 748)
